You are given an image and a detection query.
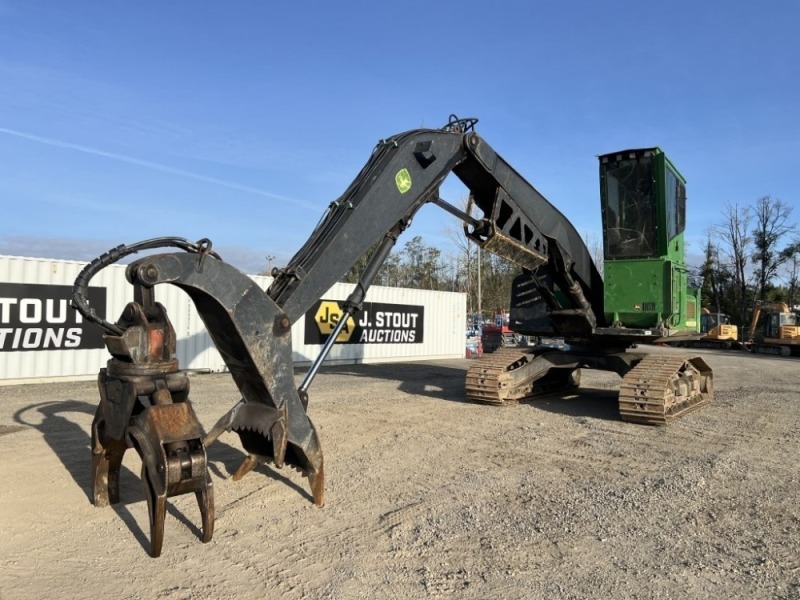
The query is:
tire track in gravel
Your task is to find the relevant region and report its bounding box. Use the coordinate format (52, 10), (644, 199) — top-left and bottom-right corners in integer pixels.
(374, 480), (569, 598)
(672, 389), (800, 476)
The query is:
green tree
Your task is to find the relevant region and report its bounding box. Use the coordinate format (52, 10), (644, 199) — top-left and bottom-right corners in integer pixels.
(400, 236), (442, 290)
(478, 252), (518, 316)
(780, 240), (800, 307)
(751, 195), (795, 301)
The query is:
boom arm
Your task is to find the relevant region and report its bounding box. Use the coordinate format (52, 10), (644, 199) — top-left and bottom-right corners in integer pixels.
(268, 118), (604, 337)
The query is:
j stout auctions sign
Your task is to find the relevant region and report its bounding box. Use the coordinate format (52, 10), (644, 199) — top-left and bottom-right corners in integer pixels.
(305, 300), (424, 345)
(0, 283), (106, 352)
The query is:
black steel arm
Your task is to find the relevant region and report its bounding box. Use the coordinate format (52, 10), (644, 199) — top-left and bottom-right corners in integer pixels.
(268, 121), (605, 336)
(268, 127), (467, 324)
(125, 252), (325, 506)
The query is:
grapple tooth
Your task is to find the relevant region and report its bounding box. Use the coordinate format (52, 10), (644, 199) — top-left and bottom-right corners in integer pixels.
(141, 463), (166, 558)
(232, 454), (261, 481)
(196, 474), (214, 544)
(308, 465), (325, 507)
(271, 418), (288, 469)
(127, 401), (213, 557)
(204, 398), (244, 447)
(90, 406), (126, 507)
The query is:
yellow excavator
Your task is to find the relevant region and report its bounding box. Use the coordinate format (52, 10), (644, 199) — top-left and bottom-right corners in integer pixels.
(697, 309), (741, 350)
(745, 301), (800, 356)
(659, 308), (740, 351)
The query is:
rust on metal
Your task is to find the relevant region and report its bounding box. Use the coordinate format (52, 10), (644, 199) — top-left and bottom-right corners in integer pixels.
(90, 279), (214, 557)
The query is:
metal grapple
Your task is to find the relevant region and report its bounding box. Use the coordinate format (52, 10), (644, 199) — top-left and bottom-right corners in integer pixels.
(73, 238), (324, 557)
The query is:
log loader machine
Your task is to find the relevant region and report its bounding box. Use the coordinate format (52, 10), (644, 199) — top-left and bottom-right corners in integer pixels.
(71, 116), (712, 556)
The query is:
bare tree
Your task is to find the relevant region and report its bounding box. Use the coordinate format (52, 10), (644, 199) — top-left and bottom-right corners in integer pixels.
(718, 202), (752, 323)
(444, 198), (478, 313)
(582, 231), (604, 278)
(751, 195), (795, 300)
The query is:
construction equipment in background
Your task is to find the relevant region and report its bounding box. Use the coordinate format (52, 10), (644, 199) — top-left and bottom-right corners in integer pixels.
(72, 116), (713, 556)
(745, 301), (800, 356)
(699, 310), (741, 349)
(662, 309), (741, 350)
(480, 311), (518, 352)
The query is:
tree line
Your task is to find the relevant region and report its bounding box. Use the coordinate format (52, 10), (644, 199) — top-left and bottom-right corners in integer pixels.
(340, 234), (517, 318)
(265, 196), (795, 329)
(698, 195), (797, 324)
(339, 194), (798, 329)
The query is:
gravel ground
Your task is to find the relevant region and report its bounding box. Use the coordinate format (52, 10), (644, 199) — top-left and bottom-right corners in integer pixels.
(1, 345), (799, 599)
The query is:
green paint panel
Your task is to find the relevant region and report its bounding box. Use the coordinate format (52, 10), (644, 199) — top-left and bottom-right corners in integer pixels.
(598, 148), (699, 333)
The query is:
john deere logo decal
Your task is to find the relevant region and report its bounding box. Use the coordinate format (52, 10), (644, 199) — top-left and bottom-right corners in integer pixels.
(395, 168), (412, 194)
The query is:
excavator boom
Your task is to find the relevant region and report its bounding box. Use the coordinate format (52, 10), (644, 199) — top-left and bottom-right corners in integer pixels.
(746, 301), (800, 356)
(268, 118), (603, 340)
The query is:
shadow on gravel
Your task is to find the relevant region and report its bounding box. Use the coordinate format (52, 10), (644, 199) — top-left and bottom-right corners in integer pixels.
(11, 399), (236, 553)
(528, 386), (620, 422)
(313, 361), (470, 403)
(205, 437), (314, 504)
(312, 361), (623, 422)
(14, 400), (108, 502)
(12, 400), (148, 550)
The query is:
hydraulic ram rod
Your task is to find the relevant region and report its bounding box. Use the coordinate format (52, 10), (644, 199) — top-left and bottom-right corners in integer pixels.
(298, 221), (405, 397)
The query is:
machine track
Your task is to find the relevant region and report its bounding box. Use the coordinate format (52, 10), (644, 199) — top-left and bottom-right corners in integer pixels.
(465, 348), (580, 406)
(466, 349), (713, 426)
(618, 354), (713, 425)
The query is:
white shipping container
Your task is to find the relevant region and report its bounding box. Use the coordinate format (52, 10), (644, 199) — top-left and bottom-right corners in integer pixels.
(0, 255), (466, 384)
(282, 278), (465, 365)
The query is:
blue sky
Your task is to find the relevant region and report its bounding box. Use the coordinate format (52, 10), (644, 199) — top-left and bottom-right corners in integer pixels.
(0, 1), (797, 274)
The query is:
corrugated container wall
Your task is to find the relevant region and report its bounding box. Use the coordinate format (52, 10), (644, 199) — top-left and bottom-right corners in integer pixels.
(0, 256), (466, 384)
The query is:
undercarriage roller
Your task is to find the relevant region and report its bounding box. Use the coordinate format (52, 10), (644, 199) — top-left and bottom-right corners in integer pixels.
(465, 348), (581, 405)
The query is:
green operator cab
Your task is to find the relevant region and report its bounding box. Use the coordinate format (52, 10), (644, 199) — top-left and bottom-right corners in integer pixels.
(599, 148), (699, 333)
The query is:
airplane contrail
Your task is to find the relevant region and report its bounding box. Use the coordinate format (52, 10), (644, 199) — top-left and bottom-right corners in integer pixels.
(0, 126), (321, 210)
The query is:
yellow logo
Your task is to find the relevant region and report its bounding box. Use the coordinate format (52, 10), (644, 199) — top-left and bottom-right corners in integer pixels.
(314, 301), (356, 342)
(395, 168), (412, 194)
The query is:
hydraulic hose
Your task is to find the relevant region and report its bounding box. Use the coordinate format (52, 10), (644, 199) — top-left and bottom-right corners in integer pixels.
(71, 236), (220, 336)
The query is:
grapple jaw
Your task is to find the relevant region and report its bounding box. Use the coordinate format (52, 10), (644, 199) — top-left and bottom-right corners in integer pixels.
(125, 251), (325, 508)
(90, 285), (214, 557)
(80, 245), (325, 557)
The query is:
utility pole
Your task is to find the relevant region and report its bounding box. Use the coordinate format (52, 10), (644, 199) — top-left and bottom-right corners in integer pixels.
(477, 246), (482, 323)
(266, 255), (276, 274)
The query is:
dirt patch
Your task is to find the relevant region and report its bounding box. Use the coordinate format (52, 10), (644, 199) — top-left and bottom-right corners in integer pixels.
(1, 346), (799, 599)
